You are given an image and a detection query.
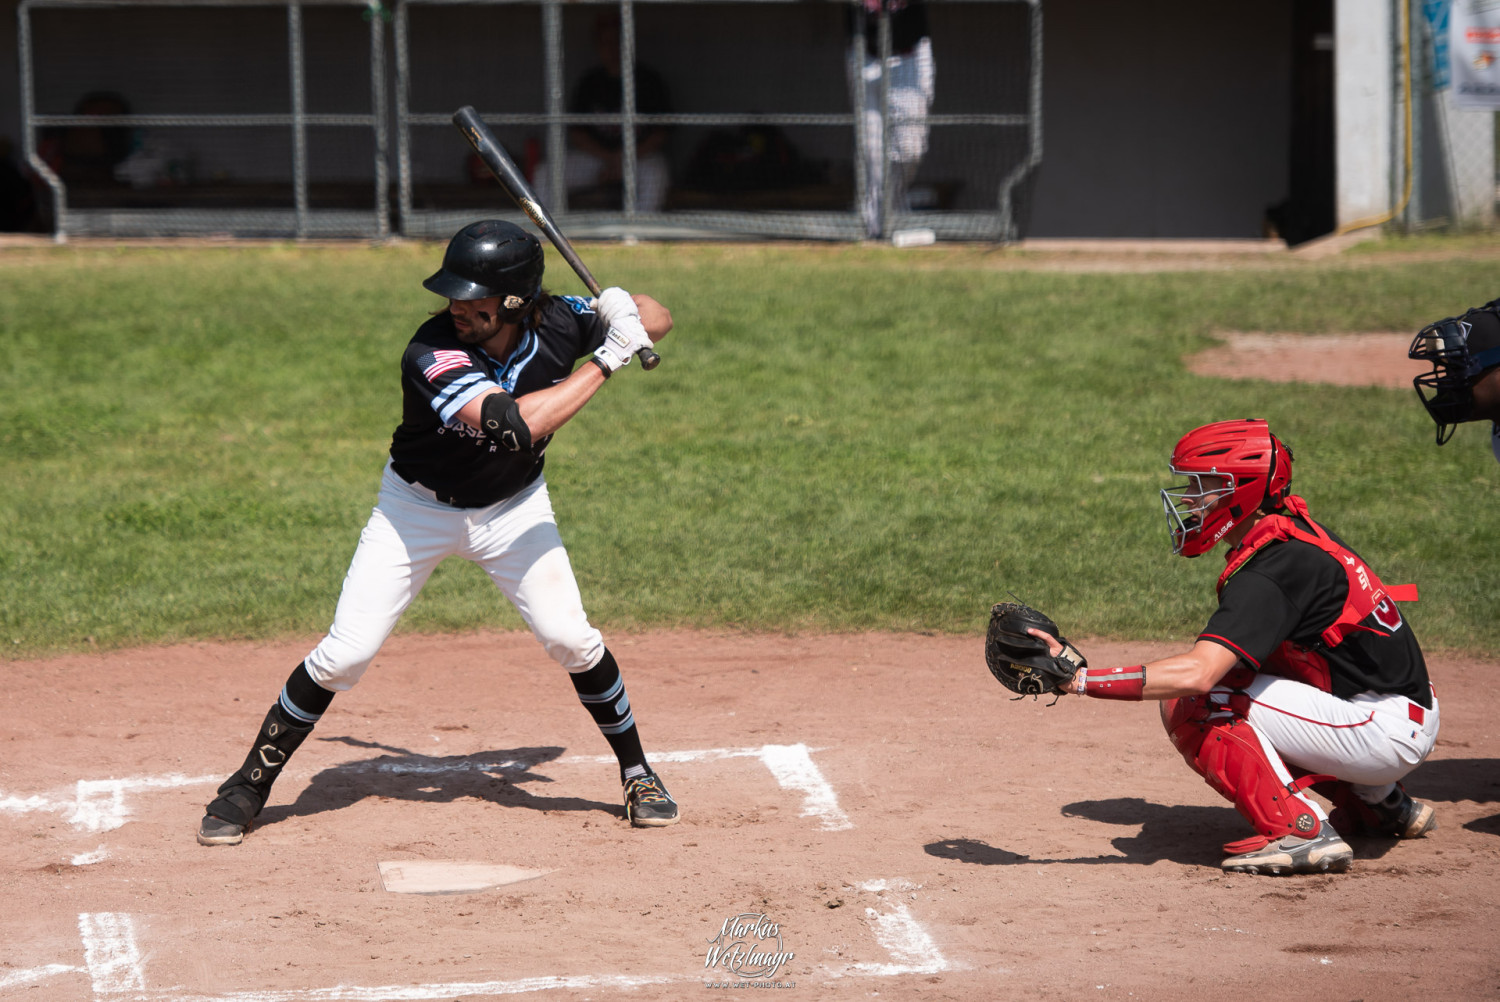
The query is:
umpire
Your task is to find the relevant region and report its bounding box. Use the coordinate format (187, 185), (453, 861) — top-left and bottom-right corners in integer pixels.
(198, 220), (678, 845)
(1409, 297), (1500, 462)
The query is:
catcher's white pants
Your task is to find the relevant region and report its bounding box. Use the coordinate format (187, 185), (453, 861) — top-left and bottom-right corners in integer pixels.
(1214, 674), (1440, 804)
(303, 462), (605, 690)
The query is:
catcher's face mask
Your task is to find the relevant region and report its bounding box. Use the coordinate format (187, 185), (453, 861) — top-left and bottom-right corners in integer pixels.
(1161, 419), (1293, 558)
(1161, 471), (1235, 557)
(1409, 311), (1500, 445)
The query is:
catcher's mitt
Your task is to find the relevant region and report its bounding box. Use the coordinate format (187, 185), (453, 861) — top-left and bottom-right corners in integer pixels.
(985, 601), (1087, 700)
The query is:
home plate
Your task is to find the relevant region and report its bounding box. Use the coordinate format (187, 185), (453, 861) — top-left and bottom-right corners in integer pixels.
(378, 860), (554, 895)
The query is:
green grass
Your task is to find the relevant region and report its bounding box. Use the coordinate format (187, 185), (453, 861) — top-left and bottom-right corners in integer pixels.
(2, 236), (1496, 657)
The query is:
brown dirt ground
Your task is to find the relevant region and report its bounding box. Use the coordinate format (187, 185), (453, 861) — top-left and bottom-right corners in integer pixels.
(3, 339), (1497, 1002)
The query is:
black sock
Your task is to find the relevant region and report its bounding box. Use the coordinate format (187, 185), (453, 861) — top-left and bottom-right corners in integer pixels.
(278, 661), (335, 726)
(568, 649), (649, 781)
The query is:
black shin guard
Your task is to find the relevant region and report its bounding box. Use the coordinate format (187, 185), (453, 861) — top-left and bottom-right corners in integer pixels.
(205, 703), (314, 828)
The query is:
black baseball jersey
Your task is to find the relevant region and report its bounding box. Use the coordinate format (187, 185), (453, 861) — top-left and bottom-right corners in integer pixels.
(389, 295), (605, 506)
(1200, 516), (1431, 707)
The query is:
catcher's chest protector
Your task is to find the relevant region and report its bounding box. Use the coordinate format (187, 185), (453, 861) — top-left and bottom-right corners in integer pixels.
(1217, 496), (1418, 691)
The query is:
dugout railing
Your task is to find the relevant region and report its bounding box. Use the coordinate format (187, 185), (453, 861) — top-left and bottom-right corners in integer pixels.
(19, 0), (392, 240)
(18, 0), (1041, 242)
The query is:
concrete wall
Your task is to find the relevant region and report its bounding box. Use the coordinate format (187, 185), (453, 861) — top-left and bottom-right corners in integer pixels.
(1335, 0), (1396, 228)
(1026, 0), (1294, 238)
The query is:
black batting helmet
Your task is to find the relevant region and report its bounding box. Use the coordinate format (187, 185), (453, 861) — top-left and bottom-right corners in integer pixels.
(423, 220), (545, 313)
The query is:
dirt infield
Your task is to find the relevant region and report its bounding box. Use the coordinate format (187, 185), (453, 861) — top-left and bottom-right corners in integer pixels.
(5, 334), (1496, 1002)
(1185, 331), (1426, 389)
(2, 629), (1498, 1002)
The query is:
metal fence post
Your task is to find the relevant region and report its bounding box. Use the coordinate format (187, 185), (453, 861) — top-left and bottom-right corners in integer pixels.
(876, 2), (892, 241)
(620, 0), (639, 219)
(18, 0), (67, 242)
(543, 0), (566, 214)
(369, 0), (390, 240)
(395, 0), (414, 235)
(850, 0), (870, 238)
(289, 0), (310, 239)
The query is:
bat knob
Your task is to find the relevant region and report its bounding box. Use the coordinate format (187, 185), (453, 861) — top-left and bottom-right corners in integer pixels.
(637, 347), (662, 371)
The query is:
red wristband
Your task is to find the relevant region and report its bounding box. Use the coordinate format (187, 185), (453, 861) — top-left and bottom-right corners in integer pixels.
(1077, 665), (1146, 701)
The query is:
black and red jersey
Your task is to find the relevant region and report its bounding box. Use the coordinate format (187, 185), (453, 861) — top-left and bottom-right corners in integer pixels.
(388, 295), (605, 506)
(1199, 513), (1431, 708)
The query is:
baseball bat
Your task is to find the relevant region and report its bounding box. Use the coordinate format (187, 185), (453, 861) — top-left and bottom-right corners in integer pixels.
(452, 105), (660, 371)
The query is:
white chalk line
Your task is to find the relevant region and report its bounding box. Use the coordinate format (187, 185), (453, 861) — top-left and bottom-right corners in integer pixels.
(0, 773), (219, 833)
(54, 871), (942, 1001)
(1, 744), (851, 834)
(563, 743), (854, 831)
(852, 903), (949, 976)
(0, 963), (83, 991)
(127, 973), (680, 1001)
(79, 911), (147, 993)
(826, 878), (951, 978)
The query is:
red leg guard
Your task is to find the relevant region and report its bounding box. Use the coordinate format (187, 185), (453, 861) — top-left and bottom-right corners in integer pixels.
(1163, 695), (1322, 842)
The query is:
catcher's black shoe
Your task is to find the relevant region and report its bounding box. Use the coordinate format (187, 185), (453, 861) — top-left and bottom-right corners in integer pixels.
(624, 772), (680, 828)
(196, 813), (248, 846)
(1368, 787), (1437, 839)
(1221, 827), (1353, 876)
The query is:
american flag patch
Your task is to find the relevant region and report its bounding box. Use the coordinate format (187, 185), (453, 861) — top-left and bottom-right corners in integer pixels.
(421, 349), (472, 382)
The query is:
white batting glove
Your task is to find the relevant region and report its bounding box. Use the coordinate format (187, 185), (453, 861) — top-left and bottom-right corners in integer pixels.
(592, 287), (640, 329)
(592, 315), (652, 375)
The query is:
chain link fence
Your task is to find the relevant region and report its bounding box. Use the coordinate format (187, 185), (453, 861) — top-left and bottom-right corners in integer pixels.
(1406, 0), (1496, 231)
(20, 0), (390, 239)
(19, 0), (1042, 242)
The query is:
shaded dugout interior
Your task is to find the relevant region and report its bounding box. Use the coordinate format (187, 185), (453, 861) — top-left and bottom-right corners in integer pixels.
(0, 0), (1344, 241)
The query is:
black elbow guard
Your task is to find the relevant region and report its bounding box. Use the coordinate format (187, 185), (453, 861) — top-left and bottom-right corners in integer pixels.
(479, 392), (533, 452)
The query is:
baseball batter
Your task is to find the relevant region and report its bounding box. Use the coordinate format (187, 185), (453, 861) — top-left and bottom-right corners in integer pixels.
(1409, 297), (1500, 463)
(1028, 420), (1439, 875)
(198, 219), (678, 846)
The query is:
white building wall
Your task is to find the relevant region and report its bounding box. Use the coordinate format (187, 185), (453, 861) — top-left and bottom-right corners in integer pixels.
(1335, 0), (1395, 229)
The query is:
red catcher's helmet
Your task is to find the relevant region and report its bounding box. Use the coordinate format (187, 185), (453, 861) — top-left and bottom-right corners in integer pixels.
(1160, 419), (1293, 557)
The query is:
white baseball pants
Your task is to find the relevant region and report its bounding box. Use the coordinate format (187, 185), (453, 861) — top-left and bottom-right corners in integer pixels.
(303, 462), (605, 690)
(1215, 673), (1440, 804)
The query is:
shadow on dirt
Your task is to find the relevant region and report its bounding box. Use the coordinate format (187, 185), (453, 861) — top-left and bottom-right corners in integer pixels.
(1403, 757), (1500, 804)
(925, 800), (1236, 868)
(924, 762), (1500, 868)
(255, 739), (621, 830)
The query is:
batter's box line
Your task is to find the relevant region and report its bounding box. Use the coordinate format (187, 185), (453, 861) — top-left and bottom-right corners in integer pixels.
(0, 744), (851, 836)
(559, 743), (853, 831)
(0, 773), (221, 834)
(46, 886), (946, 1002)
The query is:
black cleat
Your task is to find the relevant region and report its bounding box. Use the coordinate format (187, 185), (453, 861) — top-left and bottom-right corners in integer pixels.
(196, 813), (247, 846)
(624, 773), (680, 828)
(1369, 788), (1437, 838)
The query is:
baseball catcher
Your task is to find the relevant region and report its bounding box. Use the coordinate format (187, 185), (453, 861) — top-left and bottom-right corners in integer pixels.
(988, 420), (1440, 876)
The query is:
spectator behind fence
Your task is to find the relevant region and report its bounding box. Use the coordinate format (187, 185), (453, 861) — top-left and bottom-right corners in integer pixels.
(533, 11), (672, 213)
(847, 0), (935, 239)
(38, 91), (135, 187)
